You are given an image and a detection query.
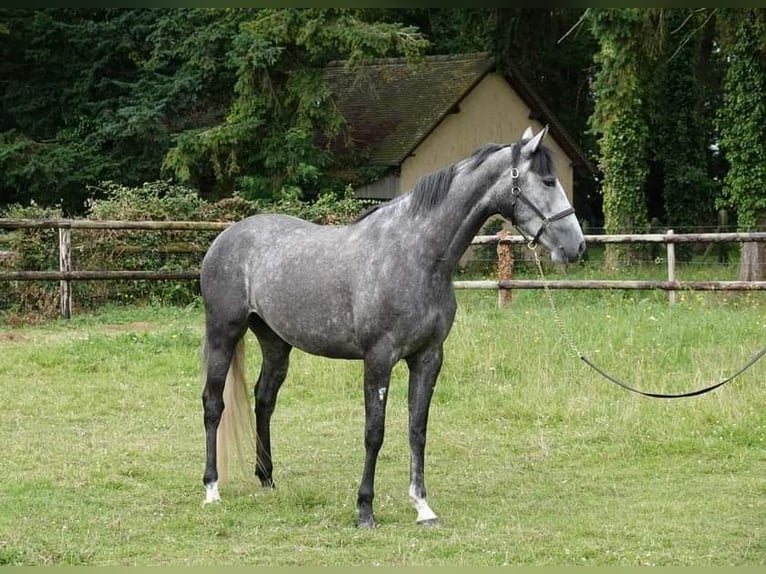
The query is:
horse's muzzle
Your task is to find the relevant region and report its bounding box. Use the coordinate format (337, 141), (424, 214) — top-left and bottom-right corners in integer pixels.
(552, 240), (586, 264)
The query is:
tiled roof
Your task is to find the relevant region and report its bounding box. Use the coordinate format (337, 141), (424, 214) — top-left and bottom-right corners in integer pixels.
(324, 52), (594, 174)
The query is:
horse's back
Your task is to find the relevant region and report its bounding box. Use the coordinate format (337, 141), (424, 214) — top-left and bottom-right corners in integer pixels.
(200, 214), (359, 351)
(200, 214), (338, 292)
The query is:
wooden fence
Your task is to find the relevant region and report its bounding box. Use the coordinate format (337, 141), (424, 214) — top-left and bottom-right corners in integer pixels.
(1, 218), (766, 318)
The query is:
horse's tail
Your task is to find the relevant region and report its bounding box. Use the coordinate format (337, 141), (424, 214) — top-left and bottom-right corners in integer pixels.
(202, 337), (256, 482)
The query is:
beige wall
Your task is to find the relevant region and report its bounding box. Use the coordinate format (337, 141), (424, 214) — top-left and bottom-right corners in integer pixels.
(400, 73), (574, 201)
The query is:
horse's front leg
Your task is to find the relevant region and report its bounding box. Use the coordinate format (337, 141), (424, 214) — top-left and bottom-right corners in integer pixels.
(357, 355), (394, 528)
(405, 345), (443, 526)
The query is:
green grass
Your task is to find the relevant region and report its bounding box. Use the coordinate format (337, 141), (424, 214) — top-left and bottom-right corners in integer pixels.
(0, 291), (764, 565)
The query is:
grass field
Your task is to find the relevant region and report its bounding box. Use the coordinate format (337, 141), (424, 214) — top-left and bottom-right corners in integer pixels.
(0, 286), (764, 565)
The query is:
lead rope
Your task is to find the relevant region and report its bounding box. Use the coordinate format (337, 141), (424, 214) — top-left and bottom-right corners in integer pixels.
(532, 249), (582, 360)
(530, 248), (766, 399)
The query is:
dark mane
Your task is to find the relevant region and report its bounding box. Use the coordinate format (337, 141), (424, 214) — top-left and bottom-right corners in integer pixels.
(353, 139), (553, 224)
(406, 142), (520, 216)
(512, 140), (555, 177)
(467, 143), (511, 170)
(353, 164), (456, 223)
(407, 164), (456, 216)
(353, 202), (386, 223)
(469, 141), (554, 177)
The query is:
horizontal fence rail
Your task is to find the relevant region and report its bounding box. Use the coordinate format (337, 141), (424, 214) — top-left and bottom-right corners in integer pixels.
(0, 270), (199, 281)
(454, 280), (766, 291)
(1, 218), (766, 317)
(0, 218), (231, 231)
(475, 232), (766, 244)
(3, 218), (766, 243)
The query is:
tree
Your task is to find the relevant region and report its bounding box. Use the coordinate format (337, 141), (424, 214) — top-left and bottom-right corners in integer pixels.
(588, 9), (654, 267)
(0, 9), (163, 212)
(650, 9), (717, 260)
(162, 9), (428, 202)
(716, 9), (766, 280)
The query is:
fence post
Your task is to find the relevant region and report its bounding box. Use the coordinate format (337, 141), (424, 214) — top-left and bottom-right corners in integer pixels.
(666, 229), (676, 305)
(496, 228), (514, 308)
(59, 225), (72, 319)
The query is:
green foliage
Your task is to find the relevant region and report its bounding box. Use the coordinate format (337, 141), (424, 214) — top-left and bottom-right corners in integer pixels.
(253, 185), (371, 226)
(163, 9), (428, 202)
(0, 203), (64, 318)
(0, 9), (171, 212)
(651, 9), (717, 260)
(0, 181), (368, 320)
(3, 7), (766, 244)
(588, 9), (653, 265)
(716, 10), (766, 231)
(367, 8), (494, 54)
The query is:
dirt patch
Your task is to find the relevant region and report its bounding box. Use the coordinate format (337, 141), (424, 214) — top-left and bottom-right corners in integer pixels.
(0, 332), (30, 343)
(99, 322), (157, 334)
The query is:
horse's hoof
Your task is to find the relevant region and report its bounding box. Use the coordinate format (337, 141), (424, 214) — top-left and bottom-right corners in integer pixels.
(417, 517), (440, 527)
(257, 471), (275, 489)
(203, 482), (221, 504)
(357, 517), (378, 529)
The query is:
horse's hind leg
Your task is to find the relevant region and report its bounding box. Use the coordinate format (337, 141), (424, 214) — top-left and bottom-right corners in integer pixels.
(249, 315), (292, 488)
(202, 319), (246, 504)
(405, 345), (443, 526)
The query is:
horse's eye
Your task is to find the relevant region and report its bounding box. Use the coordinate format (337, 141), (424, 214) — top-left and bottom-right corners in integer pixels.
(542, 178), (556, 188)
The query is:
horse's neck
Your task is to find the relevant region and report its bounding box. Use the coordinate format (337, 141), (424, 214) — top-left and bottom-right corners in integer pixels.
(438, 190), (495, 270)
(401, 178), (495, 272)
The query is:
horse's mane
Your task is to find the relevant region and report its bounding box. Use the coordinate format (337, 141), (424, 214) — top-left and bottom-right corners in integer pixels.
(515, 140), (555, 176)
(407, 164), (456, 216)
(353, 165), (456, 223)
(468, 143), (510, 170)
(353, 139), (553, 223)
(471, 141), (554, 176)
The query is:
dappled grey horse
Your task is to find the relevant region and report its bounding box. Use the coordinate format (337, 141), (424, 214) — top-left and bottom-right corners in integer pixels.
(200, 125), (586, 527)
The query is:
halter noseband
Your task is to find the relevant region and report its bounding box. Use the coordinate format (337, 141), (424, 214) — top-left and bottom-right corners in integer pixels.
(509, 167), (576, 248)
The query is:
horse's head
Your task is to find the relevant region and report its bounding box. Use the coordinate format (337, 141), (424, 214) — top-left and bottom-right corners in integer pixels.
(494, 126), (586, 264)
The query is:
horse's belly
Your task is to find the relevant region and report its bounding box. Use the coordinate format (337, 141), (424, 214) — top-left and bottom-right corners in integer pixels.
(254, 294), (364, 359)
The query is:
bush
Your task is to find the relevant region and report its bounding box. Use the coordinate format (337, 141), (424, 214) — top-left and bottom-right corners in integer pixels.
(0, 203), (64, 321)
(0, 182), (369, 321)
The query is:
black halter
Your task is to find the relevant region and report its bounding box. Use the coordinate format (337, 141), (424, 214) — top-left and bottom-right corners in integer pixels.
(509, 167), (576, 248)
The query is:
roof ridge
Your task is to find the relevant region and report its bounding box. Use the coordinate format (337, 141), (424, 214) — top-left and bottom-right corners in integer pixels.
(325, 51), (492, 69)
(323, 50), (594, 175)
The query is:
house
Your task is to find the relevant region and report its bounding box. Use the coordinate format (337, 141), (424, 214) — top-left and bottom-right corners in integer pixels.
(324, 52), (594, 203)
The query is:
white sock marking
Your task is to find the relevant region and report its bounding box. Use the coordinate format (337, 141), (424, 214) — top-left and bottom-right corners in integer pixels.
(409, 484), (438, 523)
(204, 481), (221, 504)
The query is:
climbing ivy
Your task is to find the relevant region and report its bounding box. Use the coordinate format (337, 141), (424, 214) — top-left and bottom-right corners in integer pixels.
(716, 9), (766, 232)
(652, 9), (716, 260)
(588, 9), (653, 266)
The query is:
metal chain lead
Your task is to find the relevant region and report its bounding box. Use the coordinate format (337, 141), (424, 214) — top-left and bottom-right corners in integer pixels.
(531, 247), (582, 360)
(529, 246), (766, 398)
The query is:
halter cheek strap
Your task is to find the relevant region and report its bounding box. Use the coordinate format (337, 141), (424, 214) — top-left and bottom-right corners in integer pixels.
(509, 168), (576, 248)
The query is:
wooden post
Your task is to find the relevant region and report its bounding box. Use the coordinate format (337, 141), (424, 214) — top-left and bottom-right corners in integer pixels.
(666, 229), (676, 305)
(59, 226), (72, 319)
(496, 228), (514, 308)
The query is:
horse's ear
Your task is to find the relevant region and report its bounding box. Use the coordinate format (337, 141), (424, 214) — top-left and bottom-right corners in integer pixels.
(521, 124), (549, 157)
(521, 126), (534, 140)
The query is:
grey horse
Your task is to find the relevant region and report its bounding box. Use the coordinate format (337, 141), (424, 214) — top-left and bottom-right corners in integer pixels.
(200, 125), (586, 528)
